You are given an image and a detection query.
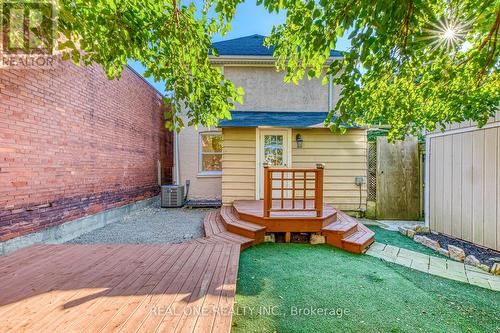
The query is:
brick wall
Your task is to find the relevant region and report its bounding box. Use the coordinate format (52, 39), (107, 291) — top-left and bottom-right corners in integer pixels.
(0, 61), (173, 241)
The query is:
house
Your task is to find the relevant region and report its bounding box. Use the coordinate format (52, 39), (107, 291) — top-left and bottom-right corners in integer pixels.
(425, 112), (500, 251)
(176, 35), (368, 214)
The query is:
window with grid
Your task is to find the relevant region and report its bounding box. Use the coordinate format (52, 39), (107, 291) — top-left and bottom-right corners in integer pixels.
(199, 132), (223, 174)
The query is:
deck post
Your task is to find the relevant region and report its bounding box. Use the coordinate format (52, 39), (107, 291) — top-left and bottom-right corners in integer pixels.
(263, 163), (271, 217)
(315, 163), (325, 217)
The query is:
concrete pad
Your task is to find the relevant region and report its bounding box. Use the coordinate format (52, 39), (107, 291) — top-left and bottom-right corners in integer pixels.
(383, 244), (400, 257)
(397, 248), (417, 259)
(411, 261), (429, 273)
(367, 242), (498, 289)
(410, 254), (430, 265)
(429, 256), (447, 270)
(360, 219), (424, 231)
(465, 264), (488, 273)
(488, 280), (500, 292)
(468, 277), (492, 289)
(366, 248), (384, 256)
(466, 270), (500, 282)
(446, 260), (466, 274)
(428, 268), (468, 283)
(395, 256), (413, 267)
(398, 248), (429, 262)
(370, 252), (397, 263)
(369, 242), (387, 251)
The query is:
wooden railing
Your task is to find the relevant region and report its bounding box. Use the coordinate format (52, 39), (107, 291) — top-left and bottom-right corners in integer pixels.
(263, 163), (324, 218)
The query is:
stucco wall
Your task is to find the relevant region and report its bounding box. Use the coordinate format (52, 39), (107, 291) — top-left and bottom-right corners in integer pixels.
(177, 64), (336, 200)
(224, 66), (332, 112)
(176, 124), (222, 200)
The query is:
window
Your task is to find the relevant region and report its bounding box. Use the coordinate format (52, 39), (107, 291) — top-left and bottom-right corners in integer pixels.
(263, 134), (284, 166)
(199, 132), (223, 174)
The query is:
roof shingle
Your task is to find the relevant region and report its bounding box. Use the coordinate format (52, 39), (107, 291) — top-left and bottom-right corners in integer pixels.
(218, 111), (355, 128)
(211, 34), (342, 57)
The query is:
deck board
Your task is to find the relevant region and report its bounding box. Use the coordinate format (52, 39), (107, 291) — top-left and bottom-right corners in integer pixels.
(234, 199), (336, 218)
(0, 243), (240, 333)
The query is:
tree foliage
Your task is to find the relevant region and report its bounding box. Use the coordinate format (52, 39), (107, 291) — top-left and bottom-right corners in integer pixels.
(56, 0), (499, 138)
(57, 0), (244, 131)
(264, 0), (500, 138)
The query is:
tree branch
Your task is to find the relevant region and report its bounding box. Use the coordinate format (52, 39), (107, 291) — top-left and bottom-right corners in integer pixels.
(401, 0), (414, 53)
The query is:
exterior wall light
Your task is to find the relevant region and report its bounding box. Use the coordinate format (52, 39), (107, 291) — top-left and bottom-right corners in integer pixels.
(295, 134), (303, 149)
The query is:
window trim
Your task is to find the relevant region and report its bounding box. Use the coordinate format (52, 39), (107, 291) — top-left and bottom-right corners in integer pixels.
(198, 131), (223, 176)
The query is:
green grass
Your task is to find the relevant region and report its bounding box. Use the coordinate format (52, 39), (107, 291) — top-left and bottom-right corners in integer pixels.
(368, 226), (445, 257)
(233, 243), (500, 333)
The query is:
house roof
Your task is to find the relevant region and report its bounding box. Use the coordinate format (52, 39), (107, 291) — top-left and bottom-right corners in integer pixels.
(218, 111), (354, 128)
(211, 34), (342, 57)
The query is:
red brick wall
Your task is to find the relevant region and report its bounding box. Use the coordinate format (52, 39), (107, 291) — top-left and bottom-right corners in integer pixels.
(0, 61), (173, 241)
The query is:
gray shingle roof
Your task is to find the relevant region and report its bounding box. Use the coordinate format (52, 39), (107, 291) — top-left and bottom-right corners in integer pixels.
(211, 34), (342, 57)
(218, 111), (354, 128)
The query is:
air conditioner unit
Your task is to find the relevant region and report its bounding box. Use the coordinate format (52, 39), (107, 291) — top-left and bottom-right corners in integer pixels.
(161, 185), (185, 208)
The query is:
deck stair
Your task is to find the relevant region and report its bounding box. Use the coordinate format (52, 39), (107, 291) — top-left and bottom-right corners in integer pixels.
(220, 206), (266, 243)
(321, 211), (374, 253)
(195, 211), (255, 250)
(202, 202), (374, 254)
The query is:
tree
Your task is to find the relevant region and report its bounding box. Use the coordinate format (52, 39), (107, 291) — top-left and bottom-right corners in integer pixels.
(57, 0), (499, 138)
(263, 0), (500, 139)
(57, 0), (245, 131)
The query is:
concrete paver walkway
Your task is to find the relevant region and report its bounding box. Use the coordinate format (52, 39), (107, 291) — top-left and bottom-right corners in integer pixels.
(366, 242), (500, 291)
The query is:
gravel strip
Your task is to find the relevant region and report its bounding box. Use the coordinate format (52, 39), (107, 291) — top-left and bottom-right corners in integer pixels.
(422, 232), (500, 269)
(66, 200), (214, 244)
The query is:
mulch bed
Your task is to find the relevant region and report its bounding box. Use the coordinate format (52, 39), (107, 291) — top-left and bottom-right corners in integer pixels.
(421, 232), (500, 269)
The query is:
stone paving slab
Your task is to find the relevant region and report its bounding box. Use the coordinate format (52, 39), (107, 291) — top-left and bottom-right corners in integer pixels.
(366, 242), (500, 291)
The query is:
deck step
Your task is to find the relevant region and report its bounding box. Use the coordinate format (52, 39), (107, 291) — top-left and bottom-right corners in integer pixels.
(203, 204), (373, 254)
(220, 206), (266, 243)
(341, 228), (374, 254)
(321, 211), (374, 254)
(342, 229), (374, 244)
(322, 220), (357, 233)
(201, 210), (254, 250)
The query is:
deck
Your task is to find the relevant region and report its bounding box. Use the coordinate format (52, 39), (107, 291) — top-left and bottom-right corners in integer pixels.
(218, 200), (374, 254)
(233, 199), (337, 232)
(0, 243), (240, 332)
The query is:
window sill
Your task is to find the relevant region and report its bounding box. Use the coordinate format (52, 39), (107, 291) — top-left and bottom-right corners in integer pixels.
(197, 171), (222, 178)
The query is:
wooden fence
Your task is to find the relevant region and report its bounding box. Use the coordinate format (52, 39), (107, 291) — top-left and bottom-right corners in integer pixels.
(367, 137), (422, 220)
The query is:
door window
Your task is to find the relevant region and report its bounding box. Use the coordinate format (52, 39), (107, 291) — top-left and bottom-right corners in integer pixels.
(263, 135), (284, 166)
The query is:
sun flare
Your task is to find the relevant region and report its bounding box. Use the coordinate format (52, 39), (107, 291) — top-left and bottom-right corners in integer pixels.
(421, 17), (470, 51)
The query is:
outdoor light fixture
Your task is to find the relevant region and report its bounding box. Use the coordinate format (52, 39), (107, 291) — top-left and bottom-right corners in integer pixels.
(296, 134), (303, 149)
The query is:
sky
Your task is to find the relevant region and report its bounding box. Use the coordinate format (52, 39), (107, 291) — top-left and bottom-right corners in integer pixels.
(128, 1), (351, 95)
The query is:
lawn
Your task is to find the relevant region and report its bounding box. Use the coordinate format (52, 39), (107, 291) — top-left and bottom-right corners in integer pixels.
(232, 243), (500, 333)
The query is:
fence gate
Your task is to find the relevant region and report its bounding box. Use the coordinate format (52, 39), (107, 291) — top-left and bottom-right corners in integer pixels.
(376, 136), (420, 220)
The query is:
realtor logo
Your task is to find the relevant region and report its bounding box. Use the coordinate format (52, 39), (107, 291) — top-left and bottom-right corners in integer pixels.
(1, 0), (57, 68)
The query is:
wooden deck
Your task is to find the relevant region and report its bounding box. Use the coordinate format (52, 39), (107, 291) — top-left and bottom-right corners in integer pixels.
(233, 199), (337, 232)
(225, 200), (374, 254)
(0, 201), (375, 332)
(0, 243), (240, 333)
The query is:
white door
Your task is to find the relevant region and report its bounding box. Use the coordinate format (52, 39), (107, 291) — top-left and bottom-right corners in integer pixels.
(258, 129), (290, 199)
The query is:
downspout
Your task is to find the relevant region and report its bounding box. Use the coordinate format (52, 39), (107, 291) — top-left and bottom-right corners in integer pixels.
(424, 133), (430, 227)
(328, 75), (333, 111)
(175, 130), (180, 185)
(171, 85), (181, 186)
